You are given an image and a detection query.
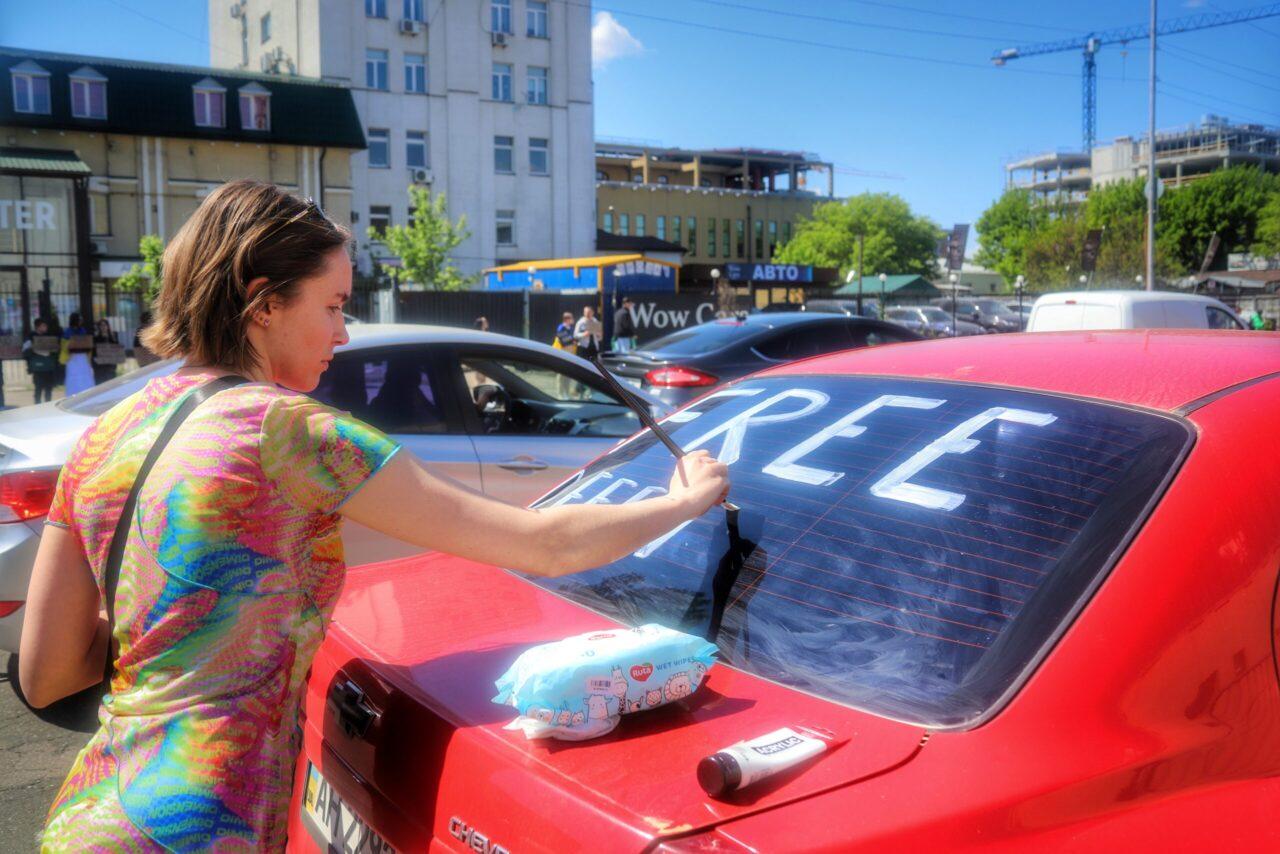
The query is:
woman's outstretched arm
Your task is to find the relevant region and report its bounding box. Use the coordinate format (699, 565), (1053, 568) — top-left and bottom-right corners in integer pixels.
(341, 449), (728, 577)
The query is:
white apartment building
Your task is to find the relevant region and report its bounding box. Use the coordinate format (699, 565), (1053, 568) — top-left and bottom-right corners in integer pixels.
(209, 0), (595, 280)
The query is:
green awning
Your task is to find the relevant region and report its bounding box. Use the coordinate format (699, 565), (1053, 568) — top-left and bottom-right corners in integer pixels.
(0, 147), (92, 177)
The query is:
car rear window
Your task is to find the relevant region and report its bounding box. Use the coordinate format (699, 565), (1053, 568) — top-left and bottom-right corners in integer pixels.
(644, 321), (748, 356)
(58, 359), (179, 416)
(529, 376), (1190, 727)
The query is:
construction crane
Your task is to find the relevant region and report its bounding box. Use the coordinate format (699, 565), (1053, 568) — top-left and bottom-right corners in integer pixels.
(992, 3), (1280, 152)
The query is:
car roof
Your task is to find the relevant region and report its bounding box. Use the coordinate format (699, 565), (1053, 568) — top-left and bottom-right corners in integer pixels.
(1032, 290), (1229, 307)
(761, 330), (1280, 412)
(343, 322), (547, 351)
(730, 311), (881, 329)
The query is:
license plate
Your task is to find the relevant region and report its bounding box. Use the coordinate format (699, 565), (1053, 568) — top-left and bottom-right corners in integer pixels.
(302, 762), (396, 854)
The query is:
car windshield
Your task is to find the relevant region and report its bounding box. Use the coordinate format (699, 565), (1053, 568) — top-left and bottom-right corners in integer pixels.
(643, 321), (750, 356)
(58, 359), (180, 417)
(977, 300), (1017, 317)
(920, 307), (950, 323)
(529, 376), (1190, 727)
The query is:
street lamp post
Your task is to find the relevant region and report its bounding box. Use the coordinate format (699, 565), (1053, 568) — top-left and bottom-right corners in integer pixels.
(1079, 273), (1088, 291)
(1135, 274), (1144, 288)
(1015, 274), (1026, 319)
(878, 272), (887, 320)
(845, 269), (859, 315)
(948, 272), (958, 329)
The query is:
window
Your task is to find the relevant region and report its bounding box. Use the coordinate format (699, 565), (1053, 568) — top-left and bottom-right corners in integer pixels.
(736, 219), (745, 258)
(403, 0), (425, 22)
(754, 323), (853, 361)
(768, 221), (778, 258)
(1206, 306), (1244, 329)
(526, 66), (548, 105)
(260, 12), (272, 43)
(602, 212), (613, 233)
(11, 61), (51, 114)
(311, 349), (446, 434)
(531, 375), (1190, 727)
(70, 67), (107, 120)
(631, 173), (643, 183)
(459, 354), (638, 438)
(700, 178), (711, 187)
(491, 0), (512, 34)
(365, 0), (387, 17)
(754, 219), (764, 258)
(238, 84), (270, 130)
(193, 78), (226, 127)
(368, 128), (390, 168)
(671, 216), (681, 245)
(687, 216), (697, 254)
(657, 174), (669, 185)
(656, 216), (666, 240)
(406, 130), (428, 168)
(492, 62), (513, 101)
(721, 218), (730, 258)
(705, 218), (716, 258)
(618, 213), (629, 236)
(366, 49), (389, 90)
(596, 169), (607, 181)
(404, 53), (427, 93)
(529, 137), (549, 175)
(494, 135), (514, 173)
(527, 0), (548, 37)
(368, 205), (392, 238)
(496, 209), (516, 245)
(635, 214), (646, 237)
(783, 221), (792, 246)
(89, 193), (110, 236)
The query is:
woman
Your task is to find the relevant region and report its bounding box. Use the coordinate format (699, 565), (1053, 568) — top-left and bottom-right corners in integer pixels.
(91, 318), (120, 386)
(22, 318), (60, 404)
(62, 312), (94, 396)
(19, 181), (728, 852)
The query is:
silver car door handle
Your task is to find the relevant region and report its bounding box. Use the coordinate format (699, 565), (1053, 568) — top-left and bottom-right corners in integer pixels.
(497, 457), (548, 472)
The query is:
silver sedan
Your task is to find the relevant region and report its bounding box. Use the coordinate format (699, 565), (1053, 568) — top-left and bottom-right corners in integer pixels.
(0, 324), (669, 652)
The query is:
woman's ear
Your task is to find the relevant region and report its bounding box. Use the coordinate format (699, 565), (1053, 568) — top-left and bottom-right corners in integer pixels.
(247, 276), (271, 326)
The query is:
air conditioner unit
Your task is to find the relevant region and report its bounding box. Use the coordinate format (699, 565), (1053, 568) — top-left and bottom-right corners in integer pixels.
(491, 31), (508, 47)
(399, 19), (422, 35)
(272, 46), (287, 62)
(260, 54), (274, 73)
(90, 240), (109, 255)
(410, 167), (432, 184)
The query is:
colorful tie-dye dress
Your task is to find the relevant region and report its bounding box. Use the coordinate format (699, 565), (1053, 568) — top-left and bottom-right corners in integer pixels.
(40, 371), (400, 852)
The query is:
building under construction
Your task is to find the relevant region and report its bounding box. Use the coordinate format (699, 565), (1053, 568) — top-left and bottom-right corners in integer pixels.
(1006, 116), (1280, 203)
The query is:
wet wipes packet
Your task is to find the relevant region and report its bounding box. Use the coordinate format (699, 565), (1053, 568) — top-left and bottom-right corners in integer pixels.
(493, 624), (718, 741)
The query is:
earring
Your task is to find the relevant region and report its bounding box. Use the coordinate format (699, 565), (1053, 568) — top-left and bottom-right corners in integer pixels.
(262, 318), (270, 328)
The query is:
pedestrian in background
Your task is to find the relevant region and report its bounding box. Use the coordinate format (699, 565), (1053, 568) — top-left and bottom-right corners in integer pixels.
(474, 316), (490, 332)
(613, 295), (637, 353)
(574, 305), (603, 360)
(554, 311), (577, 353)
(19, 180), (729, 852)
(61, 312), (94, 396)
(133, 311), (160, 367)
(92, 319), (120, 386)
(23, 318), (59, 404)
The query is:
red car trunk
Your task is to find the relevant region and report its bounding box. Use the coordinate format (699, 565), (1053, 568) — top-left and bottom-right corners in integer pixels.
(289, 554), (927, 852)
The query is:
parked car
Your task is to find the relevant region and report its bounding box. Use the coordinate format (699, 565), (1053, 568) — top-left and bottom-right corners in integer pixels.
(886, 305), (985, 337)
(0, 324), (670, 653)
(930, 296), (1025, 332)
(1027, 290), (1246, 332)
(291, 329), (1280, 852)
(804, 297), (881, 319)
(601, 312), (921, 407)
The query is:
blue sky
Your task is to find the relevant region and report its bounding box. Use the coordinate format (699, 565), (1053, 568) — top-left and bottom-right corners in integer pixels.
(4, 0), (1278, 235)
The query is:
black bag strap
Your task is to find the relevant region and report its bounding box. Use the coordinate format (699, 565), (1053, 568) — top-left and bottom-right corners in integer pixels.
(102, 375), (249, 684)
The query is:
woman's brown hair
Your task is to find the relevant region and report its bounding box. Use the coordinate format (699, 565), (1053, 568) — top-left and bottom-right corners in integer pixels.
(141, 180), (349, 372)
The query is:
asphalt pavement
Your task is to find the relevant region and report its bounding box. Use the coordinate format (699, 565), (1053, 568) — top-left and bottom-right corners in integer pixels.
(0, 652), (102, 852)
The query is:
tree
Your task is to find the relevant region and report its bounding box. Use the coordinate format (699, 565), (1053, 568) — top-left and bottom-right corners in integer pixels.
(773, 192), (941, 279)
(1157, 166), (1280, 271)
(1255, 191), (1280, 255)
(975, 189), (1050, 284)
(116, 234), (165, 301)
(374, 187), (472, 291)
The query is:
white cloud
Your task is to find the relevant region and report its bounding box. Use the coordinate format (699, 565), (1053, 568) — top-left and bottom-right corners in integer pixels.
(592, 11), (644, 70)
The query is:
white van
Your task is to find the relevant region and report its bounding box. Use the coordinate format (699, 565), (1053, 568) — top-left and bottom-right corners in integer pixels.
(1027, 291), (1246, 332)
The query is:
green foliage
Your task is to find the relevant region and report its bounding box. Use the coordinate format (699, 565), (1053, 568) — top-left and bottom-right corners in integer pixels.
(974, 189), (1048, 284)
(374, 187), (473, 291)
(773, 192), (941, 279)
(1157, 166), (1280, 270)
(116, 234), (165, 301)
(1255, 192), (1280, 255)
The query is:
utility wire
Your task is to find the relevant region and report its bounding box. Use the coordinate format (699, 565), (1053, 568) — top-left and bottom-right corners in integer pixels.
(103, 0), (243, 64)
(1162, 42), (1280, 86)
(829, 0), (1079, 36)
(1162, 44), (1280, 94)
(1160, 79), (1280, 121)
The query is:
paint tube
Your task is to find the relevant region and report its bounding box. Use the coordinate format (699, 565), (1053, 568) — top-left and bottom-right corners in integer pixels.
(696, 726), (837, 797)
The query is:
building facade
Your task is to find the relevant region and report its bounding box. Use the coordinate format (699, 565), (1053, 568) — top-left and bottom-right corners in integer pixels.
(1, 46), (362, 339)
(1006, 117), (1280, 203)
(595, 143), (834, 288)
(209, 0), (596, 280)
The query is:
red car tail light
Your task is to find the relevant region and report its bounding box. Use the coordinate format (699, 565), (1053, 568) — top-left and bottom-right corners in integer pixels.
(644, 366), (718, 388)
(0, 469), (61, 522)
(0, 601), (22, 619)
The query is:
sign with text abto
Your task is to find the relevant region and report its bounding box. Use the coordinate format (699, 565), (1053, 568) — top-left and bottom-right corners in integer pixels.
(724, 264), (813, 283)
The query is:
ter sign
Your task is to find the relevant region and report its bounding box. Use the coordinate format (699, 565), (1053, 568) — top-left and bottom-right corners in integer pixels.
(725, 264), (812, 283)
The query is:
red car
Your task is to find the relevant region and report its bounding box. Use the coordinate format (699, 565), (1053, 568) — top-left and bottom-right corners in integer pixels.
(288, 330), (1280, 852)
